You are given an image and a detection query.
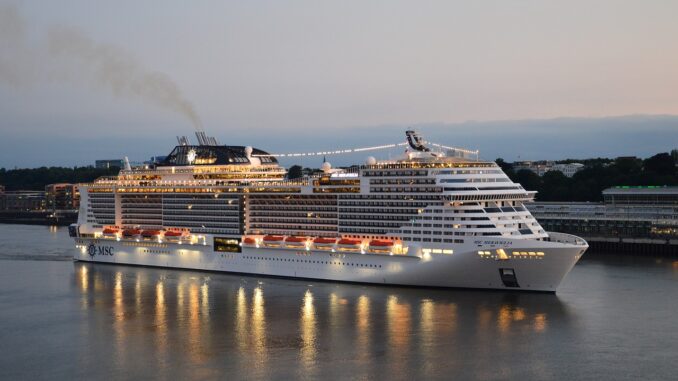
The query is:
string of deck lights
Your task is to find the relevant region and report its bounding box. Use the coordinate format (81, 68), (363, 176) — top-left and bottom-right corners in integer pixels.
(252, 141), (479, 158)
(427, 142), (480, 156)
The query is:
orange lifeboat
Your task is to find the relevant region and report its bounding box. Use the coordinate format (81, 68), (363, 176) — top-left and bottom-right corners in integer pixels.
(369, 240), (393, 247)
(243, 237), (257, 245)
(312, 237), (336, 250)
(337, 238), (362, 251)
(102, 228), (118, 236)
(285, 236), (308, 248)
(285, 236), (308, 242)
(262, 235), (284, 247)
(141, 230), (161, 238)
(163, 230), (184, 243)
(122, 229), (142, 237)
(368, 240), (393, 253)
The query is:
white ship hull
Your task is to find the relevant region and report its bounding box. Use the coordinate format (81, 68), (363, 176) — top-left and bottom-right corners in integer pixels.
(73, 233), (586, 293)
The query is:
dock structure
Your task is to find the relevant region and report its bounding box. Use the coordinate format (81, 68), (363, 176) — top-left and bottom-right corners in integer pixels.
(529, 186), (678, 256)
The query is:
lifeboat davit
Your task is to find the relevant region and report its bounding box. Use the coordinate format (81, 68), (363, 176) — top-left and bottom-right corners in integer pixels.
(262, 235), (285, 247)
(368, 240), (394, 253)
(312, 237), (337, 250)
(285, 236), (308, 248)
(337, 238), (362, 251)
(122, 229), (142, 238)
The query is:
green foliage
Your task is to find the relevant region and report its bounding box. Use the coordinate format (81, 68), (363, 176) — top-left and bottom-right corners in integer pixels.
(643, 153), (675, 175)
(500, 152), (678, 201)
(495, 158), (513, 175)
(0, 166), (119, 191)
(287, 165), (303, 179)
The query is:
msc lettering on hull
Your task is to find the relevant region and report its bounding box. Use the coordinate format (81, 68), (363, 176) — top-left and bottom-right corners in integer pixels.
(88, 243), (114, 257)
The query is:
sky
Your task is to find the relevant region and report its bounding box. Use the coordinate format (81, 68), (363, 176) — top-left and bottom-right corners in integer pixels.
(1, 0), (677, 168)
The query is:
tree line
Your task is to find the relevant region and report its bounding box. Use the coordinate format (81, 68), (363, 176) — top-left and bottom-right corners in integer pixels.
(0, 166), (120, 191)
(3, 151), (676, 201)
(497, 150), (678, 201)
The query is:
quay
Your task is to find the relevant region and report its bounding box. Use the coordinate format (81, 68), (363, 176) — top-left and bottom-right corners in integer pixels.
(529, 186), (678, 256)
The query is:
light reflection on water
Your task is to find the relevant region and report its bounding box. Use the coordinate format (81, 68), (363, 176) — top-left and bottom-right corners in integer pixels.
(300, 290), (317, 377)
(3, 226), (678, 380)
(68, 262), (572, 380)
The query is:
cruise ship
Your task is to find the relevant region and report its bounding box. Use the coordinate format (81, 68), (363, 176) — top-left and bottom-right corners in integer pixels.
(70, 131), (588, 292)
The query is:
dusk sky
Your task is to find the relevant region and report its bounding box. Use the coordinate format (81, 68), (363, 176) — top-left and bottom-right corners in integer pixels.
(1, 0), (677, 168)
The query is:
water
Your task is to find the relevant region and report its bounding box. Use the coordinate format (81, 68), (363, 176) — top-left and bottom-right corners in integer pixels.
(0, 225), (676, 380)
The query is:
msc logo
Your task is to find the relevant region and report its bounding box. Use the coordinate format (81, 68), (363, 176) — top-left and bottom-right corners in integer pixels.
(87, 243), (114, 257)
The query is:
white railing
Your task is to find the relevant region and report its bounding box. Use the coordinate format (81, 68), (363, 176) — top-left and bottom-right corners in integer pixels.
(547, 232), (588, 246)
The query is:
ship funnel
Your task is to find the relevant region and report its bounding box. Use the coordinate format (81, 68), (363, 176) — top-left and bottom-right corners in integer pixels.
(123, 156), (132, 171)
(195, 131), (219, 146)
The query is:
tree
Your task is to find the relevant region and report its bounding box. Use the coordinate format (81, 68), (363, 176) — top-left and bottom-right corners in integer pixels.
(514, 169), (541, 192)
(540, 171), (571, 201)
(643, 153), (676, 176)
(613, 156), (642, 175)
(287, 165), (303, 179)
(0, 166), (119, 190)
(495, 158), (514, 176)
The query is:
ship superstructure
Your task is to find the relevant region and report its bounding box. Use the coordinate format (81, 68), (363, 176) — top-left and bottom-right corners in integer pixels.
(71, 131), (587, 292)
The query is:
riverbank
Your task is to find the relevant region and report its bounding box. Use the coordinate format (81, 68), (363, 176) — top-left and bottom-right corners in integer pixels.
(0, 211), (77, 226)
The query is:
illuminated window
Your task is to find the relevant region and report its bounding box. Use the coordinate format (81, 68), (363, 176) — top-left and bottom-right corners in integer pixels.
(214, 237), (241, 253)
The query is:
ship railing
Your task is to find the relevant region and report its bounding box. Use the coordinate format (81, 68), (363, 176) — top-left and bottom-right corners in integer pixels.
(92, 178), (296, 188)
(546, 232), (588, 246)
(93, 176), (119, 183)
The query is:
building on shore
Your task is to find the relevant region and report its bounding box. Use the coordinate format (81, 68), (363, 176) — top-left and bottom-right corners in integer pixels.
(146, 155), (167, 165)
(513, 160), (584, 177)
(0, 191), (46, 211)
(95, 159), (124, 169)
(0, 185), (79, 225)
(551, 163), (585, 177)
(45, 183), (80, 211)
(513, 160), (555, 176)
(528, 186), (678, 255)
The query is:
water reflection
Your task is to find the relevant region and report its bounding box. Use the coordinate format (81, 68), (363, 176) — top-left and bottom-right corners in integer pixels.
(72, 262), (572, 380)
(355, 294), (371, 368)
(300, 289), (317, 375)
(154, 280), (167, 366)
(113, 272), (125, 368)
(252, 286), (267, 365)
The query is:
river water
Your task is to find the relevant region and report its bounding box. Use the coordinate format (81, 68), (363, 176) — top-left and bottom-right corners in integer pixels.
(0, 225), (676, 380)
